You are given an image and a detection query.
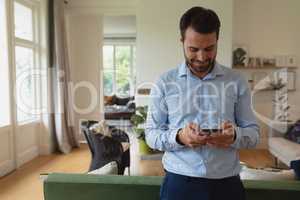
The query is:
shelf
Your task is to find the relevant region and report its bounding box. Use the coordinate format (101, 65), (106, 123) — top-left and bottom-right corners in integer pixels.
(233, 65), (297, 69)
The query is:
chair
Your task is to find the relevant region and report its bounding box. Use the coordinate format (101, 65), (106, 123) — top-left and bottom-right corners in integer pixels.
(80, 120), (130, 175)
(110, 126), (131, 175)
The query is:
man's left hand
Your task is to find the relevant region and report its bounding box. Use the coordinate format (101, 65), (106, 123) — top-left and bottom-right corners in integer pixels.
(206, 121), (236, 148)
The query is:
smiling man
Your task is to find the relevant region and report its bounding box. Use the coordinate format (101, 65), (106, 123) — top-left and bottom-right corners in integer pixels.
(145, 6), (260, 200)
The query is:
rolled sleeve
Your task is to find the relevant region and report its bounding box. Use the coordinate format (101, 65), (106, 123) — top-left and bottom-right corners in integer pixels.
(231, 77), (260, 149)
(145, 79), (185, 152)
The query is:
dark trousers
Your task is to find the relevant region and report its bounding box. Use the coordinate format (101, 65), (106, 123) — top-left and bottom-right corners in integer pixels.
(160, 171), (245, 200)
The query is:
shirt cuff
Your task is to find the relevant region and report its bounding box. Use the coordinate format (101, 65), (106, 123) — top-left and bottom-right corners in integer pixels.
(231, 127), (241, 149)
(170, 128), (185, 149)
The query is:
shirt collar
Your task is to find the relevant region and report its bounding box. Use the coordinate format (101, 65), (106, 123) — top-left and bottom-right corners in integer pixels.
(178, 61), (225, 79)
(178, 61), (188, 77)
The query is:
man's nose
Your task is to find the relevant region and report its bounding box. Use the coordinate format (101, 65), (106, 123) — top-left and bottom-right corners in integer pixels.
(196, 50), (208, 62)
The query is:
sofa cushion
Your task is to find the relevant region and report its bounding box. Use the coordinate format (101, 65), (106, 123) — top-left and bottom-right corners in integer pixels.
(269, 137), (300, 165)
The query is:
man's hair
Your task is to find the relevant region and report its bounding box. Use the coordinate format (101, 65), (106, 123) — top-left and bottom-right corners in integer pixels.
(180, 7), (221, 40)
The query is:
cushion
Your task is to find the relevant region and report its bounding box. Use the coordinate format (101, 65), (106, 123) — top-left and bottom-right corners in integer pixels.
(240, 165), (295, 180)
(269, 137), (300, 165)
(104, 95), (116, 105)
(87, 161), (118, 175)
(89, 120), (112, 137)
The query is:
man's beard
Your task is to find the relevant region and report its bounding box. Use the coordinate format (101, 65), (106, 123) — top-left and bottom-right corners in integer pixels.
(187, 58), (215, 74)
(183, 51), (215, 74)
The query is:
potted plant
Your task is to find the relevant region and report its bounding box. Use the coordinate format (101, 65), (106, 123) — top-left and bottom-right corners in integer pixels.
(130, 106), (152, 155)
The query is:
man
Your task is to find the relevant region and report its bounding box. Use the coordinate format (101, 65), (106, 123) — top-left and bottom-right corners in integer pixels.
(145, 6), (259, 200)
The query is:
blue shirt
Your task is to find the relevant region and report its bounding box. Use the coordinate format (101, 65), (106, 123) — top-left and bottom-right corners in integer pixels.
(145, 62), (260, 179)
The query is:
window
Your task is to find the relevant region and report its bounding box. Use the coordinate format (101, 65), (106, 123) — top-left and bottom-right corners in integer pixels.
(15, 46), (35, 121)
(0, 0), (10, 127)
(103, 44), (136, 97)
(13, 1), (40, 123)
(14, 1), (33, 41)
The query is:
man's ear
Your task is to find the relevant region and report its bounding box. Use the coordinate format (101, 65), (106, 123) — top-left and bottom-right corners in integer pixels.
(180, 37), (184, 43)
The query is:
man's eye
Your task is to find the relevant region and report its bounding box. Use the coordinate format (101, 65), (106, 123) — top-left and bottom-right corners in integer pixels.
(189, 48), (198, 52)
(204, 47), (215, 52)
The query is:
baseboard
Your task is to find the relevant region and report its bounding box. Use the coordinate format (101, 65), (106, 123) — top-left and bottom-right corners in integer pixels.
(17, 146), (39, 167)
(0, 160), (15, 177)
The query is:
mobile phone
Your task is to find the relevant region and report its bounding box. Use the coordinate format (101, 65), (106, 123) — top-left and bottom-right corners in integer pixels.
(200, 129), (222, 135)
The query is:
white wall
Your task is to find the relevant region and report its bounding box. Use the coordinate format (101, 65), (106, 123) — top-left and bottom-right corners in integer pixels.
(103, 15), (136, 37)
(136, 0), (233, 84)
(135, 0), (233, 105)
(233, 0), (300, 148)
(66, 0), (137, 139)
(233, 0), (300, 113)
(66, 14), (103, 138)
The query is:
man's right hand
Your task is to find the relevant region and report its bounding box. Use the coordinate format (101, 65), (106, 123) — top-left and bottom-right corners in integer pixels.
(177, 123), (208, 148)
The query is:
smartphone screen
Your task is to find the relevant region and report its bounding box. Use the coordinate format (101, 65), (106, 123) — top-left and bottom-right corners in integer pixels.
(201, 129), (222, 135)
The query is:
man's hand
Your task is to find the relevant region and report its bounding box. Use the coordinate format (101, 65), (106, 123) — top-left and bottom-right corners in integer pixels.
(206, 121), (236, 148)
(177, 123), (208, 148)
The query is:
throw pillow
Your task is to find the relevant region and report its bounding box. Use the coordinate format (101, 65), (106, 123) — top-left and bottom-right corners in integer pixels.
(104, 95), (114, 105)
(87, 161), (118, 175)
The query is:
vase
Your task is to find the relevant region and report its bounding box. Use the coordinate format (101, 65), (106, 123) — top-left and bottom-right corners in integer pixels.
(138, 139), (152, 155)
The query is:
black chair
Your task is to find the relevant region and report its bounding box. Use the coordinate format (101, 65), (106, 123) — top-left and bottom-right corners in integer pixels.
(80, 120), (130, 175)
(110, 126), (130, 175)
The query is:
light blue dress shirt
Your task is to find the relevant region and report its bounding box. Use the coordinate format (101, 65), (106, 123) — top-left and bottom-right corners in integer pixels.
(145, 61), (260, 179)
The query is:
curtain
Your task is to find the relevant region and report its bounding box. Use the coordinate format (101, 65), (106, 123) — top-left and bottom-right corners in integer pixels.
(48, 0), (79, 153)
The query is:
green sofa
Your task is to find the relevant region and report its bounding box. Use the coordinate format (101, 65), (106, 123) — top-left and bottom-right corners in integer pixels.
(44, 173), (300, 200)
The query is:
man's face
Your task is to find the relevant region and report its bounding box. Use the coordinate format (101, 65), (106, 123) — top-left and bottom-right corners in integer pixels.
(181, 27), (218, 74)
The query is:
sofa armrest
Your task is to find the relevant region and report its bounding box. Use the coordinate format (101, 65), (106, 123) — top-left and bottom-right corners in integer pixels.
(268, 121), (294, 137)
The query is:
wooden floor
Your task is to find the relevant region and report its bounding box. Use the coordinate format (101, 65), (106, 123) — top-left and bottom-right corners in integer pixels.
(0, 145), (90, 200)
(0, 144), (275, 200)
